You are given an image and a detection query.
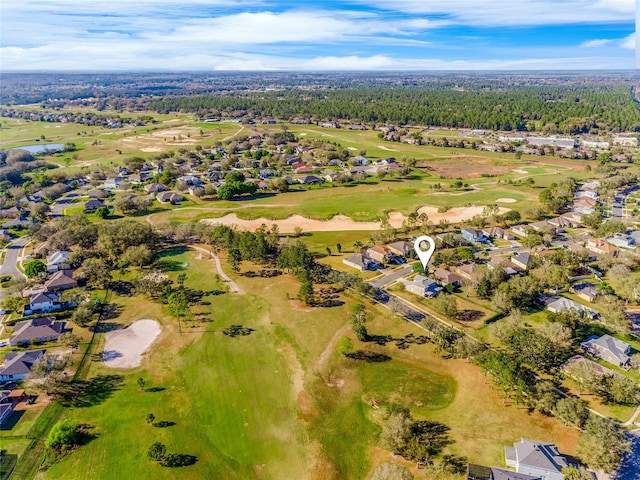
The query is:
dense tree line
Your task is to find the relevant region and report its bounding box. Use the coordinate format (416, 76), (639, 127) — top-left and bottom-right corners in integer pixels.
(146, 84), (640, 133)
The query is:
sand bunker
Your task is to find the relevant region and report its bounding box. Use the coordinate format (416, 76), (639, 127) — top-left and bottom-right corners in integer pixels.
(203, 206), (510, 233)
(377, 145), (398, 152)
(512, 169), (528, 174)
(495, 198), (517, 204)
(103, 319), (161, 369)
(204, 214), (380, 232)
(140, 147), (165, 152)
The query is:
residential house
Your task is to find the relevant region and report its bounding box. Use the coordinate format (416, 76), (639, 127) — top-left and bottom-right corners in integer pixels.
(547, 297), (598, 318)
(581, 335), (631, 368)
(570, 283), (598, 303)
(177, 175), (202, 186)
(156, 191), (184, 204)
(25, 291), (61, 316)
(84, 199), (105, 212)
(455, 263), (478, 280)
(466, 464), (541, 480)
(405, 275), (441, 297)
(0, 350), (46, 381)
(612, 136), (639, 147)
(365, 246), (389, 263)
(9, 317), (65, 347)
(323, 173), (341, 183)
(46, 251), (70, 273)
(607, 233), (635, 249)
(488, 257), (521, 276)
(482, 227), (516, 241)
(546, 216), (577, 230)
(352, 155), (369, 166)
(461, 228), (485, 244)
(295, 165), (315, 175)
(387, 241), (413, 257)
(88, 189), (108, 199)
(511, 253), (532, 270)
(0, 206), (22, 219)
(434, 268), (464, 288)
(144, 183), (166, 194)
(342, 254), (377, 272)
(298, 175), (321, 185)
(504, 438), (568, 480)
(526, 137), (576, 149)
(586, 238), (619, 257)
(511, 225), (530, 237)
(568, 244), (596, 261)
(44, 270), (77, 291)
(103, 178), (123, 190)
(530, 220), (557, 234)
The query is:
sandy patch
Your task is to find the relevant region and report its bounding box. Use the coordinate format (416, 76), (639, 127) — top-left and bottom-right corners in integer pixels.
(204, 214), (380, 232)
(513, 169), (528, 174)
(347, 147), (358, 151)
(377, 145), (397, 152)
(103, 319), (161, 369)
(141, 147), (165, 152)
(495, 198), (517, 204)
(204, 206), (510, 232)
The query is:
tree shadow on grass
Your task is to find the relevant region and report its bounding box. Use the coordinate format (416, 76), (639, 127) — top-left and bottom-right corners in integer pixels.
(153, 421), (176, 428)
(345, 350), (391, 363)
(97, 304), (124, 322)
(60, 374), (124, 408)
(160, 454), (198, 467)
(145, 387), (166, 393)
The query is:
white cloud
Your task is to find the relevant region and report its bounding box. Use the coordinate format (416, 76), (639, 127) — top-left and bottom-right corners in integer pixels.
(352, 0), (635, 26)
(580, 39), (614, 47)
(620, 32), (636, 49)
(149, 10), (445, 45)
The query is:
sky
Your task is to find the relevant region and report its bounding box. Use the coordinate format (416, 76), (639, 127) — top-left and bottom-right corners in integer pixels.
(0, 0), (636, 71)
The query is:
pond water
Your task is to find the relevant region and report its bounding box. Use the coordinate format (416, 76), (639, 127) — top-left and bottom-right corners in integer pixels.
(9, 143), (65, 154)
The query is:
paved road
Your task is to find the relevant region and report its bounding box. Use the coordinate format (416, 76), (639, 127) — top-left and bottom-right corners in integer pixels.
(0, 236), (29, 279)
(369, 264), (413, 289)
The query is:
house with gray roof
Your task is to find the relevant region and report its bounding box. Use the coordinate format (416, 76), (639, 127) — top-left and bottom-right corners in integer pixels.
(25, 291), (61, 316)
(511, 252), (531, 270)
(342, 254), (377, 272)
(570, 283), (598, 303)
(504, 438), (568, 480)
(467, 464), (541, 480)
(44, 270), (77, 292)
(581, 334), (631, 368)
(0, 350), (46, 381)
(404, 275), (441, 297)
(546, 297), (598, 318)
(9, 317), (65, 347)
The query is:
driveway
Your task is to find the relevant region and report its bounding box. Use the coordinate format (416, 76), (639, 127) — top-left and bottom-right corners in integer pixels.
(369, 264), (413, 289)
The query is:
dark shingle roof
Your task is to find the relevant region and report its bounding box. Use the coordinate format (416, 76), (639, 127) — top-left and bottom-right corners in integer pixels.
(0, 350), (46, 377)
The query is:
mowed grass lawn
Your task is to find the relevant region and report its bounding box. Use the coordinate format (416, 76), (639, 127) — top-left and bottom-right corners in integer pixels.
(40, 248), (579, 480)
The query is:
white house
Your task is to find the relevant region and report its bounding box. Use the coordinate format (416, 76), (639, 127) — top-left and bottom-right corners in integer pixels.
(46, 251), (70, 273)
(25, 291), (60, 315)
(342, 254), (377, 272)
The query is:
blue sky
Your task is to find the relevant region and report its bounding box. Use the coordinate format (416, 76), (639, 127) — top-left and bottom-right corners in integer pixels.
(0, 0), (636, 70)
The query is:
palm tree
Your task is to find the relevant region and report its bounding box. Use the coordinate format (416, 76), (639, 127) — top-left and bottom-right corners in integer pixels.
(353, 241), (363, 252)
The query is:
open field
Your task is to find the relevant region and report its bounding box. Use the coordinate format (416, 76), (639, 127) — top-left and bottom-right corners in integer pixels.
(36, 248), (580, 479)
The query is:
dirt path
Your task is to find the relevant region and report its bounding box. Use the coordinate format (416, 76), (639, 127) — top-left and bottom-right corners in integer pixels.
(189, 245), (244, 294)
(315, 321), (351, 371)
